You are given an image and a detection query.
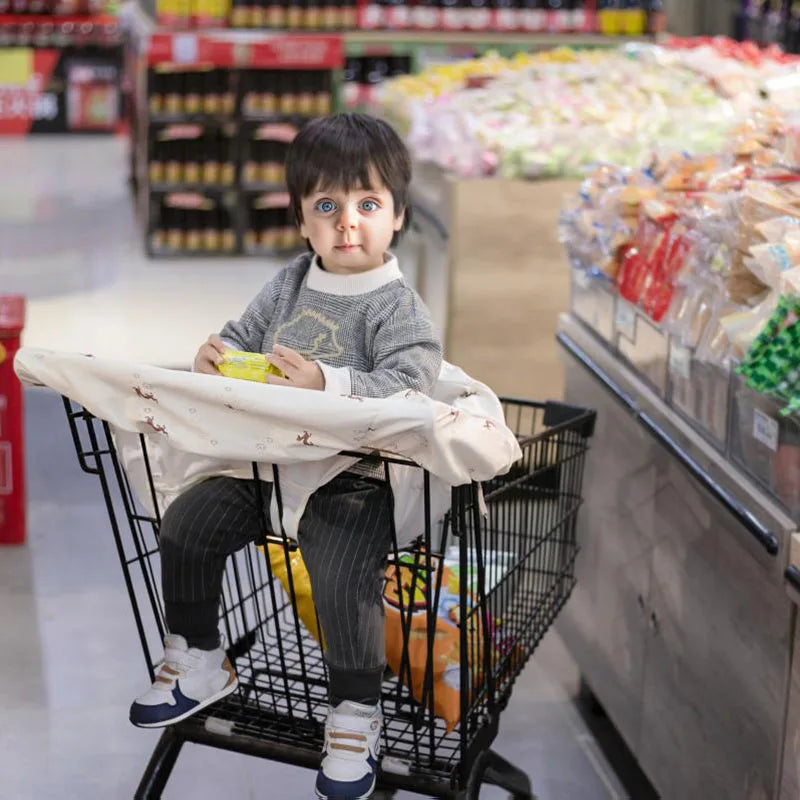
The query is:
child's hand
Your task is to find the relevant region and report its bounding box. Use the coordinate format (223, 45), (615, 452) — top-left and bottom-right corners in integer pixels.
(266, 344), (325, 390)
(194, 334), (228, 375)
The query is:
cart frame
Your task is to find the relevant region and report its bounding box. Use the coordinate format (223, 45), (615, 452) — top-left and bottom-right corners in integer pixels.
(63, 395), (596, 799)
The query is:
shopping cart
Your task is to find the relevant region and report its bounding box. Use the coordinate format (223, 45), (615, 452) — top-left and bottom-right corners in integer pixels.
(63, 395), (596, 800)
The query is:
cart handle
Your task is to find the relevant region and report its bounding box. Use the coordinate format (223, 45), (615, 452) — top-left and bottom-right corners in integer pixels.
(557, 331), (781, 558)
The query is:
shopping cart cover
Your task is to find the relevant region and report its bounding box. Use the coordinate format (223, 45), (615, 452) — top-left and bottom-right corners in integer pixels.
(15, 348), (521, 543)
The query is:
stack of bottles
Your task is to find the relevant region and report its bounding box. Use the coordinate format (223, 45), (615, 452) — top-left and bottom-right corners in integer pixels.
(148, 67), (236, 118)
(0, 0), (112, 12)
(151, 202), (237, 254)
(358, 0), (662, 33)
(229, 0), (356, 29)
(242, 136), (290, 187)
(148, 128), (236, 188)
(243, 204), (302, 253)
(735, 0), (800, 52)
(240, 70), (333, 119)
(342, 54), (412, 110)
(155, 0), (230, 29)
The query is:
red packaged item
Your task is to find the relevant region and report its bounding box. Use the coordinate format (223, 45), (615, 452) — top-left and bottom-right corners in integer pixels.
(617, 213), (674, 308)
(642, 222), (691, 322)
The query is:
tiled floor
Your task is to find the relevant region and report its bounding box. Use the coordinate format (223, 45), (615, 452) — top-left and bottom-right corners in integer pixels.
(0, 136), (657, 799)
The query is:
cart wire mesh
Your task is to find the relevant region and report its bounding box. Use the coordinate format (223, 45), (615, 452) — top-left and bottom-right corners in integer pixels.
(63, 395), (595, 796)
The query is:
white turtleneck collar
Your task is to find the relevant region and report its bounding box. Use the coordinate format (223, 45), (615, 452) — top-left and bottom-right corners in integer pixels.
(306, 253), (403, 296)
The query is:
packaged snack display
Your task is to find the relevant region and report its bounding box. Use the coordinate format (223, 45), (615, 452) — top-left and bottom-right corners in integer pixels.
(564, 104), (800, 440)
(378, 39), (800, 179)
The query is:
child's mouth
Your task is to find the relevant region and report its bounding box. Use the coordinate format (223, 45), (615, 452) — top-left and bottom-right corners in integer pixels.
(334, 244), (360, 253)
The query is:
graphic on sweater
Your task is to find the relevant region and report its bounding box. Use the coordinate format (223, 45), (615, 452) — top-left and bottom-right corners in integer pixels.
(273, 309), (344, 361)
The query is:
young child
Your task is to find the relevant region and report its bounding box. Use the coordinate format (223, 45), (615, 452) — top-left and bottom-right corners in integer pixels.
(130, 112), (443, 800)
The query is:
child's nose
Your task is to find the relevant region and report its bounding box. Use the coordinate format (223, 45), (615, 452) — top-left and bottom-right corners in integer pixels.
(337, 204), (358, 230)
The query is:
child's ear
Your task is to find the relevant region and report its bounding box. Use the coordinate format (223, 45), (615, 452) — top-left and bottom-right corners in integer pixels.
(393, 207), (406, 232)
(299, 218), (308, 239)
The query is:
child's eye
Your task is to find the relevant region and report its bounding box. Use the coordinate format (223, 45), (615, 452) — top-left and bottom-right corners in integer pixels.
(315, 200), (336, 213)
(360, 200), (379, 212)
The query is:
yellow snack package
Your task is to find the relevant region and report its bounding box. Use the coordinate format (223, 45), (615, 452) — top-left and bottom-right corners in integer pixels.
(217, 350), (284, 382)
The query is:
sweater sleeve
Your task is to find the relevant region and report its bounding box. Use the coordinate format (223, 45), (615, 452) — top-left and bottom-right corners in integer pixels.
(218, 272), (282, 353)
(319, 291), (443, 398)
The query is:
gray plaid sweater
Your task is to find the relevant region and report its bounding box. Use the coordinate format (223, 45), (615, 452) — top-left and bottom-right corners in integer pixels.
(220, 252), (443, 399)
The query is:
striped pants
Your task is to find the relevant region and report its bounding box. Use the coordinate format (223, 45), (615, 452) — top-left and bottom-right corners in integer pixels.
(159, 472), (393, 704)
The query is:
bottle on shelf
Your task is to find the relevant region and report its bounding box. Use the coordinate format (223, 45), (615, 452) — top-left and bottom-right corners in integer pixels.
(645, 0), (665, 35)
(314, 70), (333, 115)
(762, 0), (785, 43)
(202, 135), (220, 184)
(786, 0), (800, 52)
(204, 208), (221, 252)
(261, 71), (278, 115)
(185, 209), (202, 252)
(412, 0), (441, 29)
(597, 0), (622, 34)
(220, 132), (236, 186)
(620, 0), (646, 35)
(221, 208), (236, 253)
(184, 137), (202, 184)
(342, 0), (356, 27)
(520, 0), (547, 33)
(166, 207), (184, 252)
(493, 0), (519, 31)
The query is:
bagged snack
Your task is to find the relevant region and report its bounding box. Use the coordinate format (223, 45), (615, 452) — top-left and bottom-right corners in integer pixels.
(217, 350), (285, 381)
(264, 543), (323, 644)
(745, 242), (800, 290)
(383, 547), (514, 732)
(719, 291), (780, 360)
(728, 247), (771, 305)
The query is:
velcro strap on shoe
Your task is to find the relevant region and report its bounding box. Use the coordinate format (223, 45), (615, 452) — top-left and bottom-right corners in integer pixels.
(329, 731), (367, 753)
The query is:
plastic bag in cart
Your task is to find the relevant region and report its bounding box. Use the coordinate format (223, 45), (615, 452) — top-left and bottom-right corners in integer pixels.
(264, 541), (514, 732)
(383, 546), (515, 733)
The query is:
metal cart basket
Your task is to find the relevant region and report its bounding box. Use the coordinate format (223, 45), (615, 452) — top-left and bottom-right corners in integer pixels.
(64, 396), (596, 799)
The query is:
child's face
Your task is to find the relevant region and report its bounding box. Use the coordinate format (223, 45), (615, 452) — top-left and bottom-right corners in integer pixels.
(299, 173), (404, 274)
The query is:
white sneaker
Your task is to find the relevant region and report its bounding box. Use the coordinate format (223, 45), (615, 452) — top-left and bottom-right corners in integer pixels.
(129, 634), (238, 728)
(315, 701), (382, 800)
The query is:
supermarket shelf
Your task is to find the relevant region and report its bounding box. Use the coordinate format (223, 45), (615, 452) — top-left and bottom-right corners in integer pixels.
(241, 182), (287, 193)
(148, 113), (235, 124)
(148, 182), (234, 193)
(342, 29), (651, 47)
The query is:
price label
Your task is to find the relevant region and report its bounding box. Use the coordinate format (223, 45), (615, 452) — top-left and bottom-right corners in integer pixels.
(172, 34), (198, 65)
(753, 409), (779, 452)
(669, 342), (691, 380)
(615, 300), (637, 342)
(574, 270), (591, 290)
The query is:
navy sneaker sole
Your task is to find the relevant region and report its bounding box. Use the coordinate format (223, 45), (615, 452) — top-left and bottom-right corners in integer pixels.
(315, 754), (378, 800)
(129, 675), (238, 729)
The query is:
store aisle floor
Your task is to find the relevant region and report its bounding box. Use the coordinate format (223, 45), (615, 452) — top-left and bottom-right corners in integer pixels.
(1, 137), (657, 799)
(0, 136), (284, 368)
